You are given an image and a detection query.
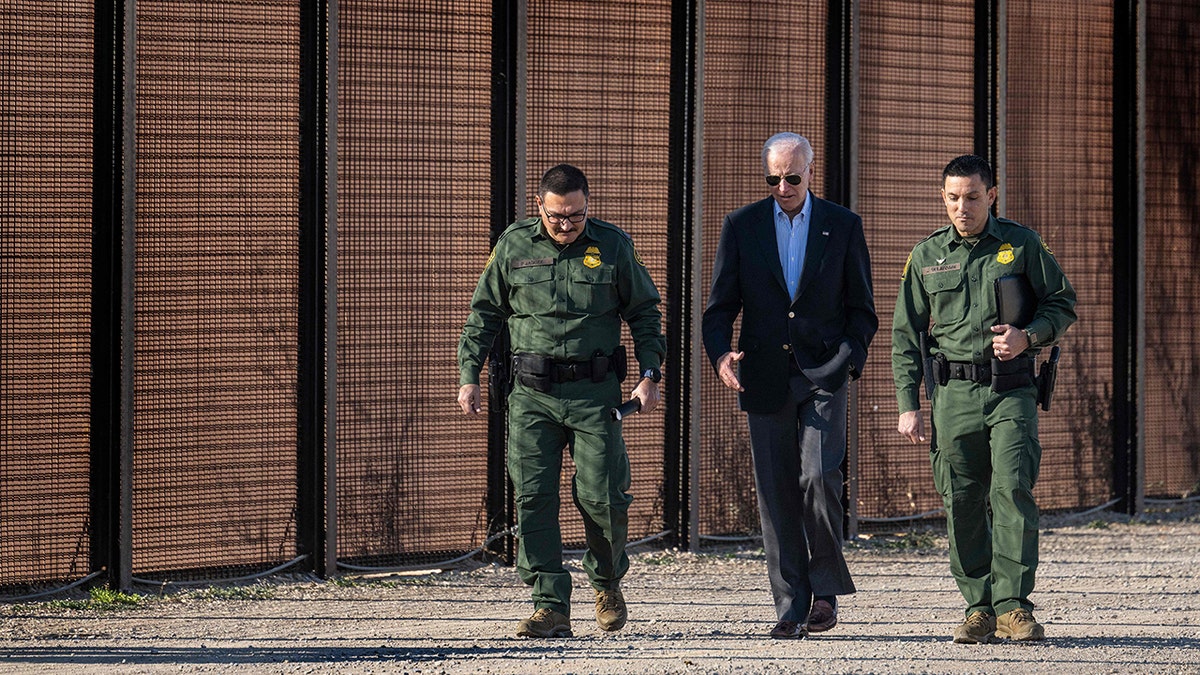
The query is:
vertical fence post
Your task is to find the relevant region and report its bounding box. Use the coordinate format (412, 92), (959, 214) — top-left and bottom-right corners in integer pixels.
(826, 0), (856, 539)
(91, 0), (134, 591)
(1112, 0), (1144, 516)
(487, 0), (521, 563)
(667, 0), (700, 550)
(974, 0), (1000, 166)
(325, 0), (340, 577)
(298, 0), (329, 576)
(685, 0), (706, 553)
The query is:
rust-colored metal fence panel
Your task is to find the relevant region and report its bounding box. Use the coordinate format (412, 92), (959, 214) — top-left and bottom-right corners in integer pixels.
(523, 0), (675, 545)
(0, 1), (94, 587)
(1005, 0), (1115, 510)
(696, 0), (829, 538)
(854, 0), (976, 520)
(1143, 0), (1200, 499)
(130, 1), (301, 579)
(334, 0), (494, 564)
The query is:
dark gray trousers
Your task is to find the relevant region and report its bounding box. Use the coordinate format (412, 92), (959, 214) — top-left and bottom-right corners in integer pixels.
(746, 374), (856, 622)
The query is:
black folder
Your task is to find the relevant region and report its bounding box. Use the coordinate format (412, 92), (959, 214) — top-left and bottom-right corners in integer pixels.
(994, 274), (1036, 328)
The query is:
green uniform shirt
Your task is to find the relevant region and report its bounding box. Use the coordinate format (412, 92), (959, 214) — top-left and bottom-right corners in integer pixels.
(459, 216), (666, 386)
(892, 215), (1077, 413)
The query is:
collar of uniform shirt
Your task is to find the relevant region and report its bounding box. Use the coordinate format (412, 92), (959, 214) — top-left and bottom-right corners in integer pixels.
(951, 214), (1000, 247)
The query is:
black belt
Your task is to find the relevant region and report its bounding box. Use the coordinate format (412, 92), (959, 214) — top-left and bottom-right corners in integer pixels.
(550, 360), (595, 382)
(513, 352), (605, 383)
(946, 361), (992, 384)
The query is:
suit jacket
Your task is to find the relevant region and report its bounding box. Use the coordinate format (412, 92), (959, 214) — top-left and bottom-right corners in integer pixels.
(703, 195), (877, 413)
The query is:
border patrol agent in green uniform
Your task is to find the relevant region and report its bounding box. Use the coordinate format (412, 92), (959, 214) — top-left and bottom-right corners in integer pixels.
(458, 164), (666, 638)
(892, 155), (1076, 644)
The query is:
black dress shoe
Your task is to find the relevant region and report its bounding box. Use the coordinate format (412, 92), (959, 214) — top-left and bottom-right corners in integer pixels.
(769, 620), (806, 639)
(806, 598), (838, 633)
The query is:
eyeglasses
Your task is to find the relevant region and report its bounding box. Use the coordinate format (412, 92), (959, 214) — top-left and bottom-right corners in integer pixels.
(540, 204), (588, 225)
(765, 174), (805, 187)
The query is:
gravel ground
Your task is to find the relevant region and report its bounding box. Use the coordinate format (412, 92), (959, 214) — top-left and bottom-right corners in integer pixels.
(2, 503), (1198, 674)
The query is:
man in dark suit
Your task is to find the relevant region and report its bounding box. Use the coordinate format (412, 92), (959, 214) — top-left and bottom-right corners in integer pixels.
(702, 132), (877, 639)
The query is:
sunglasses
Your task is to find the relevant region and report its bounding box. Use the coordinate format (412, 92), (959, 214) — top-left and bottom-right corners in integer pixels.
(765, 174), (805, 187)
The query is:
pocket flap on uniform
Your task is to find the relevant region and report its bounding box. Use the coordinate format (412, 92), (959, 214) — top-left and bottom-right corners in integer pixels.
(510, 264), (553, 285)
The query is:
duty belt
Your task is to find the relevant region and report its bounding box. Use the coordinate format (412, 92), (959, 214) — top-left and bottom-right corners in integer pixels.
(549, 359), (596, 382)
(512, 352), (606, 383)
(946, 361), (992, 384)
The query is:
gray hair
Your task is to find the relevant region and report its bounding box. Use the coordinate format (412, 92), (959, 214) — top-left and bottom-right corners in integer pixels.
(761, 132), (814, 170)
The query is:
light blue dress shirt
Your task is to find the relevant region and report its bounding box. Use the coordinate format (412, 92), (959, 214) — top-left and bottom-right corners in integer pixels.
(774, 193), (812, 301)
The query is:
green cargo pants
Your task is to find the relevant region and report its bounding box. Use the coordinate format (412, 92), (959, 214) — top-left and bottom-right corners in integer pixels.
(930, 379), (1041, 618)
(506, 375), (632, 617)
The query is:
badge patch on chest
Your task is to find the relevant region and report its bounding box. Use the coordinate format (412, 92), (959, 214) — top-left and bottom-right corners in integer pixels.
(997, 243), (1015, 265)
(583, 245), (602, 269)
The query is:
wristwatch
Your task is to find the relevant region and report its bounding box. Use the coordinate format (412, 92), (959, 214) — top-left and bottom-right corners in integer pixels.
(1023, 328), (1037, 348)
(640, 367), (662, 383)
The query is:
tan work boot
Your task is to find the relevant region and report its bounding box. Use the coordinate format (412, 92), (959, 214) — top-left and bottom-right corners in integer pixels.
(953, 611), (996, 644)
(996, 607), (1045, 641)
(595, 588), (627, 632)
(515, 607), (572, 638)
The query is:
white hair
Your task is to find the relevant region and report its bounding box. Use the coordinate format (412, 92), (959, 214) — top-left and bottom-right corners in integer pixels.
(761, 132), (814, 170)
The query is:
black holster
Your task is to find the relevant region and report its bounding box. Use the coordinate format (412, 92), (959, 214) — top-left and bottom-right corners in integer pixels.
(512, 353), (552, 393)
(611, 345), (628, 382)
(990, 355), (1035, 394)
(930, 352), (950, 387)
(589, 350), (610, 383)
(919, 331), (935, 400)
(489, 349), (512, 397)
(1036, 346), (1061, 411)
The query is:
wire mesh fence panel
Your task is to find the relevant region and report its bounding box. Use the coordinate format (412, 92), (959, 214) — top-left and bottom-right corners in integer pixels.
(334, 0), (495, 566)
(131, 0), (302, 580)
(1006, 0), (1114, 510)
(1142, 0), (1200, 500)
(522, 0), (675, 547)
(696, 0), (828, 538)
(0, 1), (94, 589)
(854, 0), (976, 520)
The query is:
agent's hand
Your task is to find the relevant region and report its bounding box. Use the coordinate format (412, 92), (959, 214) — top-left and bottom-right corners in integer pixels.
(898, 410), (926, 444)
(990, 324), (1030, 361)
(716, 351), (745, 392)
(631, 377), (661, 414)
(458, 384), (483, 415)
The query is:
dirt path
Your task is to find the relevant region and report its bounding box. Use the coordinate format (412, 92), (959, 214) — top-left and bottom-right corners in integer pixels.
(2, 504), (1198, 674)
